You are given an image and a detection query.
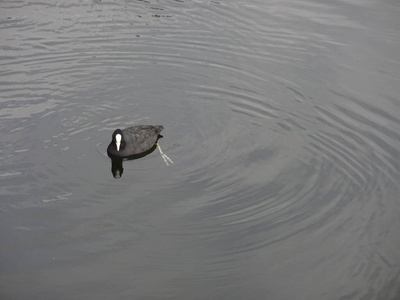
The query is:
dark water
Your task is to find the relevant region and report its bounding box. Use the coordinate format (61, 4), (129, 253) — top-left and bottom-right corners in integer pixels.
(1, 0), (400, 299)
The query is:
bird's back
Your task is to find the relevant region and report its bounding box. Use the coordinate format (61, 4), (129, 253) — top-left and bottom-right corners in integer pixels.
(122, 125), (163, 155)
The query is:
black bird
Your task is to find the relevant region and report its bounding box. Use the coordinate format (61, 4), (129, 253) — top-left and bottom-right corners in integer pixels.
(107, 125), (172, 165)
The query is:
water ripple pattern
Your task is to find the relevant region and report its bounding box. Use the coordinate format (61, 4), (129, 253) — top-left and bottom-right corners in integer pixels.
(1, 0), (400, 299)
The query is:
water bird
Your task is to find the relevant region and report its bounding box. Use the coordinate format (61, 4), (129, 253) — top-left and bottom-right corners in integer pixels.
(107, 125), (173, 166)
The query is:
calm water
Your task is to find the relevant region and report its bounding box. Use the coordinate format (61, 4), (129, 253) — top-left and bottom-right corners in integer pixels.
(1, 0), (400, 299)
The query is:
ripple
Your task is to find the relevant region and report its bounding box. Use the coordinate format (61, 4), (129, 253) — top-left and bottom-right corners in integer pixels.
(1, 0), (399, 298)
(0, 98), (60, 119)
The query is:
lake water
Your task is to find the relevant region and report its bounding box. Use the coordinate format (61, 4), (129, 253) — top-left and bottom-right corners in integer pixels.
(1, 0), (400, 299)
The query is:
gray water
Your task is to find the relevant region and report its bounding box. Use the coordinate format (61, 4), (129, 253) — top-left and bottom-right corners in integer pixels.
(1, 0), (400, 299)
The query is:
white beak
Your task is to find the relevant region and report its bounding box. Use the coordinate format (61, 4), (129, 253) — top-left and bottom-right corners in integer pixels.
(115, 134), (122, 151)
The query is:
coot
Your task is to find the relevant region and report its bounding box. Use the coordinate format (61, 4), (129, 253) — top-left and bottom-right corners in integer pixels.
(107, 125), (173, 165)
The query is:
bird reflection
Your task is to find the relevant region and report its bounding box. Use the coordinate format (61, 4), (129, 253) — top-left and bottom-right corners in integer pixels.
(111, 158), (124, 179)
(109, 144), (158, 179)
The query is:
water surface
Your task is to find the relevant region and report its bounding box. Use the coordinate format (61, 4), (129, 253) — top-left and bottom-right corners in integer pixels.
(1, 0), (400, 299)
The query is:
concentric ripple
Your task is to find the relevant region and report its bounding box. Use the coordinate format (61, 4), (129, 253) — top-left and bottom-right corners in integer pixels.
(1, 0), (399, 299)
